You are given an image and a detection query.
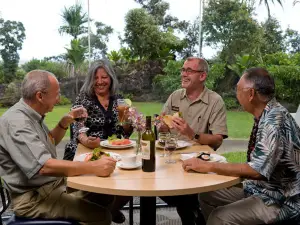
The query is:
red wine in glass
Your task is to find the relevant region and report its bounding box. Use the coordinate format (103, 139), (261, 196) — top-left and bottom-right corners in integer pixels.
(166, 146), (176, 152)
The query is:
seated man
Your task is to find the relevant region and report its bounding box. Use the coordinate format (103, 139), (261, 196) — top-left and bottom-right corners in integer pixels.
(0, 70), (116, 225)
(183, 68), (300, 225)
(160, 57), (228, 225)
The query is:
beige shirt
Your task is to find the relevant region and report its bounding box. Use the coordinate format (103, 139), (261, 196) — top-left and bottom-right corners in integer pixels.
(162, 87), (228, 140)
(0, 99), (58, 193)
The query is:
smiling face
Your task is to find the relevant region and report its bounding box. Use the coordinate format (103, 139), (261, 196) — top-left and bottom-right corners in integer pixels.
(181, 59), (206, 90)
(93, 68), (112, 96)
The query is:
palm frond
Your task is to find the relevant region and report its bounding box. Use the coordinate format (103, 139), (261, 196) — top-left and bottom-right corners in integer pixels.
(259, 0), (283, 18)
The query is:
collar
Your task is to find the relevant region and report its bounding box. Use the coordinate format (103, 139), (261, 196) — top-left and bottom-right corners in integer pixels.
(180, 87), (209, 104)
(19, 98), (45, 123)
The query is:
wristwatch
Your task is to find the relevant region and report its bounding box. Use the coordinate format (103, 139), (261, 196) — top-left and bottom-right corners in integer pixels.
(193, 133), (200, 141)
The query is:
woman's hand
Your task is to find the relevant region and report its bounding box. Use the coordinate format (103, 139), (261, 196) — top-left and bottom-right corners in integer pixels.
(79, 135), (101, 149)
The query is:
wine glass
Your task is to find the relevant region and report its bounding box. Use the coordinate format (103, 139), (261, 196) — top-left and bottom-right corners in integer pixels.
(165, 134), (177, 164)
(71, 105), (89, 133)
(158, 131), (170, 157)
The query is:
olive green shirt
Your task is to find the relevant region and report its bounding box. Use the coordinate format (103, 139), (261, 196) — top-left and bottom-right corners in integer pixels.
(162, 87), (228, 140)
(0, 99), (58, 193)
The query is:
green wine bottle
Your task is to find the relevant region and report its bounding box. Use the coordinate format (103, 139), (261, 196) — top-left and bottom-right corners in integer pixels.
(141, 116), (156, 172)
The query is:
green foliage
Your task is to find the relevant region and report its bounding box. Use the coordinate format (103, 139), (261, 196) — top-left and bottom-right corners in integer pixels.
(260, 17), (285, 54)
(223, 97), (240, 110)
(284, 28), (300, 54)
(207, 62), (226, 90)
(57, 95), (71, 105)
(22, 59), (68, 80)
(0, 18), (26, 83)
(123, 8), (184, 61)
(152, 60), (183, 101)
(65, 39), (87, 70)
(203, 0), (262, 62)
(80, 21), (114, 59)
(228, 54), (261, 77)
(58, 3), (88, 39)
(107, 50), (122, 63)
(0, 81), (21, 107)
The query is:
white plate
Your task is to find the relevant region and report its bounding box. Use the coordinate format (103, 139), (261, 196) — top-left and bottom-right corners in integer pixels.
(74, 152), (121, 162)
(117, 161), (142, 170)
(180, 153), (227, 163)
(100, 140), (136, 149)
(156, 140), (192, 149)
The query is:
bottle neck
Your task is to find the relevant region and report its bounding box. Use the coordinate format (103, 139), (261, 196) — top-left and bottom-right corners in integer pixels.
(146, 116), (152, 129)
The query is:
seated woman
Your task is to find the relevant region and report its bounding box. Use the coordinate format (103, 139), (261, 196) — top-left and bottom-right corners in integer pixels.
(64, 59), (123, 160)
(64, 59), (130, 224)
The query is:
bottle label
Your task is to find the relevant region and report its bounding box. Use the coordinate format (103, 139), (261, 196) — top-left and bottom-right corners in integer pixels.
(141, 140), (150, 160)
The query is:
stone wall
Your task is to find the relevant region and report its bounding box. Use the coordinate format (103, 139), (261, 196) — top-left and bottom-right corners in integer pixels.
(0, 61), (164, 106)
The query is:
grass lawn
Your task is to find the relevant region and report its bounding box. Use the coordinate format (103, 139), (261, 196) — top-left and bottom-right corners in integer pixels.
(222, 151), (247, 163)
(0, 102), (253, 139)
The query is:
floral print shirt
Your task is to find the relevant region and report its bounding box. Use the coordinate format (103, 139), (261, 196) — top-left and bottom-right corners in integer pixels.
(244, 98), (300, 222)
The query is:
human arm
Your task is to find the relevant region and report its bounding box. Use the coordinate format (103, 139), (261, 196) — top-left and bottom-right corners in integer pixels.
(182, 158), (264, 180)
(172, 117), (224, 149)
(39, 157), (116, 177)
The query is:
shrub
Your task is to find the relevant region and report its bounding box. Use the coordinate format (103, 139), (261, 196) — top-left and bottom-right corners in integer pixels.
(57, 95), (71, 105)
(0, 82), (21, 107)
(223, 97), (240, 110)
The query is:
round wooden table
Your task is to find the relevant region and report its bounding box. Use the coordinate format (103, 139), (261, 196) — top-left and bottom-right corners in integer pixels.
(67, 143), (241, 225)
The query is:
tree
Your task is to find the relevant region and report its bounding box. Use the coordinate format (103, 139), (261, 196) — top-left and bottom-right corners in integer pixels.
(179, 18), (199, 58)
(0, 18), (26, 83)
(284, 28), (300, 54)
(80, 21), (113, 59)
(123, 8), (183, 60)
(65, 39), (87, 95)
(259, 0), (283, 18)
(59, 3), (88, 39)
(260, 17), (285, 54)
(203, 0), (262, 61)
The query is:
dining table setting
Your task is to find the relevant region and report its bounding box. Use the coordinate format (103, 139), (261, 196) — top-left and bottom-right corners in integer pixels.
(67, 98), (241, 225)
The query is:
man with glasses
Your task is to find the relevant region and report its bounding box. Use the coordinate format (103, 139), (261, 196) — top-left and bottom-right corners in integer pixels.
(160, 57), (228, 225)
(183, 68), (300, 225)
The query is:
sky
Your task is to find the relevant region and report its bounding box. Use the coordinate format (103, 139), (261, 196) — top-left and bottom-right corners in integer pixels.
(0, 0), (299, 63)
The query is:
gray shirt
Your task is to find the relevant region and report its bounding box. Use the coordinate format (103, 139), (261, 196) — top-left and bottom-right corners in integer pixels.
(0, 99), (58, 193)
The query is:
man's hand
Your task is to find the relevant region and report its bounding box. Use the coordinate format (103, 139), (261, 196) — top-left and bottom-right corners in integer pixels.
(182, 158), (212, 173)
(91, 156), (117, 177)
(60, 106), (88, 128)
(82, 136), (101, 149)
(172, 117), (194, 139)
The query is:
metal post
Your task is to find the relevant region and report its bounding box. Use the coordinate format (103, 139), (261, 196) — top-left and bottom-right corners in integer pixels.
(88, 0), (91, 67)
(198, 0), (203, 57)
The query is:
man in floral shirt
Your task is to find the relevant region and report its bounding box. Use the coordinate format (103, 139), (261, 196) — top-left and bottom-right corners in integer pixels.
(183, 68), (300, 224)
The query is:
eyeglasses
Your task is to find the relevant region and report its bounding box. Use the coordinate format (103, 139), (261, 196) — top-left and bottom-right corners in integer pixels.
(180, 68), (205, 75)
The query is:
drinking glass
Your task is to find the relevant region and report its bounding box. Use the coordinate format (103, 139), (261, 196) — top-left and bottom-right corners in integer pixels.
(117, 99), (129, 126)
(165, 134), (177, 164)
(71, 105), (89, 133)
(158, 131), (170, 157)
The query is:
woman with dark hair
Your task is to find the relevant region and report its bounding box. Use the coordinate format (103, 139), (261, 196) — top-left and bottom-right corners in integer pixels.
(64, 59), (130, 223)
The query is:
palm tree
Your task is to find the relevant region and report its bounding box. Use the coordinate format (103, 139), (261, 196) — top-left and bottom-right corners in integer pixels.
(259, 0), (283, 18)
(65, 39), (87, 95)
(59, 3), (88, 39)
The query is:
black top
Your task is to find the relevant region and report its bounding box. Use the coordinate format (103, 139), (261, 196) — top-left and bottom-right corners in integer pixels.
(64, 92), (123, 160)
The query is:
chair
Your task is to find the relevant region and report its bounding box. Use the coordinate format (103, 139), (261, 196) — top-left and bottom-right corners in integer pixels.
(0, 178), (78, 225)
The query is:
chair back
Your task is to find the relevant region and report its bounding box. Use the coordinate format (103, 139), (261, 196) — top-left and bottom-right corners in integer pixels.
(0, 178), (11, 225)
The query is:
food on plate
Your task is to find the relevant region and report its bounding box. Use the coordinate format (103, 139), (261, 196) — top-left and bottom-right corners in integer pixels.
(107, 135), (131, 146)
(84, 148), (110, 161)
(163, 112), (183, 128)
(197, 152), (211, 161)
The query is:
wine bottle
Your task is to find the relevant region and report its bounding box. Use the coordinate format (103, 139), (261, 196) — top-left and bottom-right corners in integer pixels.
(153, 114), (159, 140)
(141, 116), (156, 172)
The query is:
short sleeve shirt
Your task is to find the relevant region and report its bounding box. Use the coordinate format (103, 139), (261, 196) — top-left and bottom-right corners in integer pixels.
(244, 98), (300, 222)
(162, 87), (228, 140)
(0, 99), (58, 193)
